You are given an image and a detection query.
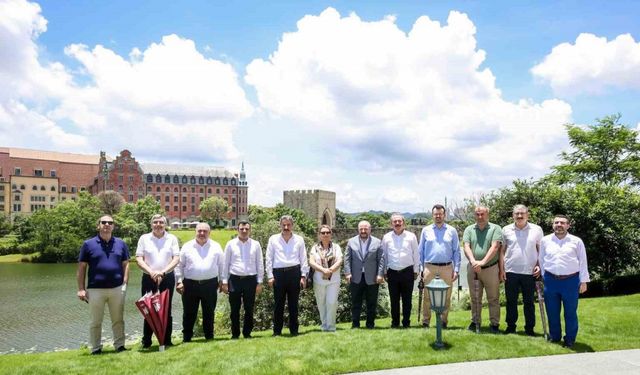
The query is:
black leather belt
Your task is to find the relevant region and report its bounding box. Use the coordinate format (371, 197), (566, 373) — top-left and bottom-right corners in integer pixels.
(546, 271), (578, 280)
(230, 274), (257, 280)
(185, 277), (217, 284)
(426, 262), (452, 266)
(274, 265), (300, 272)
(481, 261), (498, 269)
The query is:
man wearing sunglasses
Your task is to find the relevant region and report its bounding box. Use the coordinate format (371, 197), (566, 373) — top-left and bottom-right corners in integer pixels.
(135, 214), (180, 348)
(77, 215), (130, 355)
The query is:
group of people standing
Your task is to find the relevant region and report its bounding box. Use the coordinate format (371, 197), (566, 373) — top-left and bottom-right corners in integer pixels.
(76, 204), (589, 354)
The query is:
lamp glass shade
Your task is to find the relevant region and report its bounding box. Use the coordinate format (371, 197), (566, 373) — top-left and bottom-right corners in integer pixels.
(426, 276), (450, 311)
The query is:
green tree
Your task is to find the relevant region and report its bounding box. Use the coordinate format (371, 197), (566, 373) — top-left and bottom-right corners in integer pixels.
(199, 196), (230, 226)
(97, 190), (125, 215)
(551, 114), (640, 186)
(0, 212), (11, 236)
(114, 195), (163, 250)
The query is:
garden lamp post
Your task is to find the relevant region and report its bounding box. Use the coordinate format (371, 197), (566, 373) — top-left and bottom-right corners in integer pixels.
(426, 274), (450, 349)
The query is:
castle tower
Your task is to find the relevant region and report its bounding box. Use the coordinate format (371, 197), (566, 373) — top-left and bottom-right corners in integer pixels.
(283, 189), (336, 228)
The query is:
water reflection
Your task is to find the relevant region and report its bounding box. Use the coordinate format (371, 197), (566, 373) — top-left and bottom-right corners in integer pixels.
(0, 263), (182, 354)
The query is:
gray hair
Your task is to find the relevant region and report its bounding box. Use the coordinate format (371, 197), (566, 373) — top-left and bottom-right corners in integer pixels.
(512, 204), (528, 213)
(280, 215), (294, 224)
(195, 222), (211, 231)
(150, 214), (167, 225)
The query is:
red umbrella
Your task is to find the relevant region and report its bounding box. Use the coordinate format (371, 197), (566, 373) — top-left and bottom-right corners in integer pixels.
(135, 289), (170, 351)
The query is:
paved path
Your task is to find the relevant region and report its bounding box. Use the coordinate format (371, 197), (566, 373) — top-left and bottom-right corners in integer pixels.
(351, 349), (640, 375)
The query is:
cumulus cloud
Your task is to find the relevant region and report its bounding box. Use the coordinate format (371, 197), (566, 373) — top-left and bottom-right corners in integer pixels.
(246, 8), (573, 207)
(0, 0), (252, 162)
(531, 33), (640, 95)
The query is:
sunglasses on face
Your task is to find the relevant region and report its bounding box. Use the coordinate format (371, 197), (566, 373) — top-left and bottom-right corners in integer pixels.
(152, 221), (165, 224)
(100, 221), (114, 225)
(320, 231), (331, 235)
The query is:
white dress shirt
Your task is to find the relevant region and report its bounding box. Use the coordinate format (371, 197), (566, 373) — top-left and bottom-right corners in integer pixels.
(265, 233), (309, 279)
(502, 223), (543, 274)
(222, 237), (264, 284)
(135, 231), (180, 272)
(539, 233), (590, 283)
(382, 230), (420, 273)
(175, 239), (224, 282)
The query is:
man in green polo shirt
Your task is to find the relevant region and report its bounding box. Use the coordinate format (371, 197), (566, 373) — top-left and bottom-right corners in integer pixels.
(463, 206), (503, 333)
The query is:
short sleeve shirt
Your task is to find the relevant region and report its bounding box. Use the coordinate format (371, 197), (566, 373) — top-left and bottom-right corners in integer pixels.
(79, 235), (130, 288)
(463, 222), (502, 265)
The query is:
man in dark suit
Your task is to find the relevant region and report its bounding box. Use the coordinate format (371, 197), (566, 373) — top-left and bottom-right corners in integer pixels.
(344, 220), (385, 329)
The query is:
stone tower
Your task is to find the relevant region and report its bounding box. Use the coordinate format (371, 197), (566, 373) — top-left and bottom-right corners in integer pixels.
(283, 189), (336, 228)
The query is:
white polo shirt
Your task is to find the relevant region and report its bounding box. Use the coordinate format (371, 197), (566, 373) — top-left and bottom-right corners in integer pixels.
(135, 231), (180, 272)
(502, 223), (543, 275)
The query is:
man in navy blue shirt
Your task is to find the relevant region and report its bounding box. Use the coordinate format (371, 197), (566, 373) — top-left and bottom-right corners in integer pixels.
(77, 215), (130, 355)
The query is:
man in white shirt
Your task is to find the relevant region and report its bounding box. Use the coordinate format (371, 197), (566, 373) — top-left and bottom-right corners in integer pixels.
(135, 214), (180, 348)
(500, 205), (544, 336)
(539, 215), (589, 348)
(382, 213), (420, 328)
(265, 215), (309, 336)
(221, 221), (264, 339)
(175, 222), (224, 342)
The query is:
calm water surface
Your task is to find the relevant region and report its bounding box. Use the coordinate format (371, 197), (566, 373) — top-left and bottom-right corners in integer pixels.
(0, 263), (183, 354)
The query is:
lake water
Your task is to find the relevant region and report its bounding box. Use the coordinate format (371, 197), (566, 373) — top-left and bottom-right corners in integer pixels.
(0, 263), (183, 354)
(0, 258), (470, 354)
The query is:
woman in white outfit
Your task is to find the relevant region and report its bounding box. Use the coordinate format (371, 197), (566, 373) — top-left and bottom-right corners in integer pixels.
(309, 225), (343, 332)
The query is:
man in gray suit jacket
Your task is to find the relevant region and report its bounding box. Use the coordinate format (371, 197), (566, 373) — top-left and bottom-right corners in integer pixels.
(344, 220), (385, 329)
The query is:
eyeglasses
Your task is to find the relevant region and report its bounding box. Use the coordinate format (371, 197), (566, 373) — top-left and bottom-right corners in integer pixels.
(152, 221), (165, 224)
(100, 221), (114, 225)
(320, 231), (331, 235)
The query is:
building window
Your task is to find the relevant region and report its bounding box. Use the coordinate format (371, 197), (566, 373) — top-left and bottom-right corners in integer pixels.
(191, 187), (195, 193)
(80, 187), (86, 192)
(191, 205), (195, 212)
(232, 197), (236, 203)
(164, 175), (171, 183)
(174, 196), (178, 202)
(32, 185), (37, 190)
(13, 203), (21, 211)
(199, 188), (204, 193)
(174, 206), (178, 211)
(231, 178), (236, 185)
(156, 187), (161, 192)
(50, 186), (56, 191)
(223, 178), (228, 185)
(182, 196), (187, 203)
(0, 196), (3, 202)
(147, 175), (153, 183)
(40, 185), (45, 191)
(165, 196), (170, 202)
(71, 186), (77, 193)
(216, 188), (220, 194)
(173, 175), (179, 184)
(155, 175), (162, 183)
(128, 194), (134, 202)
(147, 186), (152, 191)
(61, 186), (67, 193)
(51, 196), (55, 202)
(215, 178), (220, 185)
(34, 169), (43, 177)
(191, 196), (195, 203)
(14, 167), (21, 176)
(50, 170), (56, 177)
(182, 187), (187, 193)
(129, 176), (134, 183)
(118, 175), (123, 182)
(0, 185), (3, 191)
(190, 176), (196, 184)
(224, 189), (228, 194)
(207, 188), (212, 194)
(182, 176), (188, 184)
(182, 206), (187, 212)
(20, 184), (25, 190)
(199, 197), (203, 202)
(156, 196), (160, 202)
(174, 187), (179, 192)
(165, 187), (170, 192)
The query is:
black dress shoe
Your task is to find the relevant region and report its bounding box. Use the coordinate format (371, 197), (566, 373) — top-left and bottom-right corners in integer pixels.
(90, 349), (102, 355)
(231, 336), (239, 340)
(243, 334), (252, 339)
(525, 329), (535, 337)
(490, 324), (500, 334)
(272, 332), (282, 337)
(116, 346), (128, 353)
(442, 322), (448, 329)
(563, 340), (575, 348)
(503, 326), (516, 334)
(468, 322), (477, 332)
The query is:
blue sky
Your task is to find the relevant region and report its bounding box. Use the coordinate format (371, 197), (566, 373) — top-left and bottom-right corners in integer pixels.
(2, 0), (639, 212)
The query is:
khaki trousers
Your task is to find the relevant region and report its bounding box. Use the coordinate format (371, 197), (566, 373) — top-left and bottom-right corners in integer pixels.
(467, 263), (500, 326)
(421, 263), (454, 324)
(87, 285), (126, 351)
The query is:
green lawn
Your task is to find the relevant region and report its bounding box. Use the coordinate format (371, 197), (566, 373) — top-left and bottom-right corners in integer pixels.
(170, 229), (237, 247)
(1, 294), (638, 375)
(0, 253), (38, 263)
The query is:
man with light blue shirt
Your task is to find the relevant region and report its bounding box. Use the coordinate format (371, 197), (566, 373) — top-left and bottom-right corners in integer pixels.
(419, 204), (460, 328)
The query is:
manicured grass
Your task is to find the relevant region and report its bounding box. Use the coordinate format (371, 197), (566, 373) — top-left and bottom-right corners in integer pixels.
(0, 253), (38, 263)
(170, 229), (236, 247)
(1, 294), (638, 374)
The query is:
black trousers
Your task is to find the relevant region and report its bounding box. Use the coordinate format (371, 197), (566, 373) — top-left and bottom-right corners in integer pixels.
(350, 274), (379, 328)
(182, 278), (218, 340)
(141, 272), (175, 345)
(505, 272), (536, 331)
(273, 266), (301, 335)
(228, 274), (258, 338)
(387, 266), (414, 327)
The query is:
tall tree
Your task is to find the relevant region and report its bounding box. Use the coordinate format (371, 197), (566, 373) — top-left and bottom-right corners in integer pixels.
(199, 196), (230, 226)
(551, 114), (640, 186)
(96, 190), (125, 215)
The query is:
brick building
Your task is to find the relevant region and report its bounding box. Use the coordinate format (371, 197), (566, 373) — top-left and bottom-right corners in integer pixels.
(0, 147), (101, 218)
(1, 147), (248, 226)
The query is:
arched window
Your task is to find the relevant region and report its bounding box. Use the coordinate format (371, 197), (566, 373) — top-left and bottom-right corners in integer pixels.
(156, 186), (161, 192)
(165, 175), (171, 183)
(190, 176), (196, 184)
(198, 176), (204, 184)
(155, 174), (162, 183)
(165, 187), (170, 192)
(206, 177), (213, 184)
(40, 185), (46, 191)
(182, 187), (187, 192)
(173, 175), (179, 184)
(146, 175), (153, 183)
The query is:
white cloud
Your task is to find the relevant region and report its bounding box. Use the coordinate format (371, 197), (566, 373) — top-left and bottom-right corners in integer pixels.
(0, 0), (252, 162)
(531, 33), (640, 95)
(245, 8), (573, 210)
